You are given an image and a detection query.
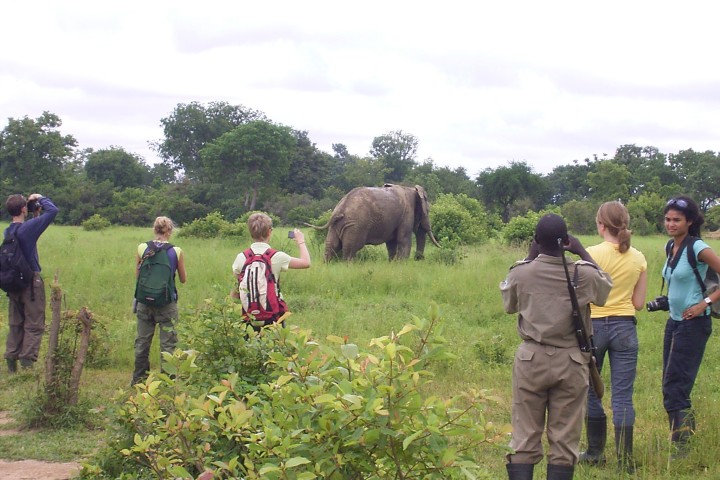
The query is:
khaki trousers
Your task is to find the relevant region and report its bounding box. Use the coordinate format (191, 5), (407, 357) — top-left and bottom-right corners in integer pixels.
(508, 341), (589, 466)
(5, 273), (46, 363)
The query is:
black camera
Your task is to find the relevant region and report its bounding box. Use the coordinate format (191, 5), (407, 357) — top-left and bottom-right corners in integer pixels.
(26, 199), (38, 213)
(646, 295), (669, 312)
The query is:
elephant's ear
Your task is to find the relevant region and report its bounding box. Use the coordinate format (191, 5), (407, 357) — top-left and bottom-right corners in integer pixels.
(414, 185), (429, 218)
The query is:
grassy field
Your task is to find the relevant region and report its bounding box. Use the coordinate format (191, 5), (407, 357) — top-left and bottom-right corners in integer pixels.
(0, 223), (719, 479)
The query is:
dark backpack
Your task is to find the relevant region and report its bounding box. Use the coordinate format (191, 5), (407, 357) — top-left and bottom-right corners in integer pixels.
(0, 228), (34, 293)
(135, 242), (176, 307)
(666, 237), (720, 318)
(237, 248), (287, 324)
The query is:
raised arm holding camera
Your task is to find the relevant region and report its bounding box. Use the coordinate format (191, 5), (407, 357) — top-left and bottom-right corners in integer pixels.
(3, 193), (58, 373)
(231, 213), (310, 331)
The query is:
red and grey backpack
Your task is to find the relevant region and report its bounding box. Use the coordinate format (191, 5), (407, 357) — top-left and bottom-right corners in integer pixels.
(237, 248), (287, 324)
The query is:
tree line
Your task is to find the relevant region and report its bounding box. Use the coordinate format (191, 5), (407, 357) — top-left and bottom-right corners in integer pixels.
(1, 102), (719, 233)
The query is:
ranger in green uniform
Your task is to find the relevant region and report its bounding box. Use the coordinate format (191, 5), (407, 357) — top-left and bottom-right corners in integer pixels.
(500, 214), (613, 480)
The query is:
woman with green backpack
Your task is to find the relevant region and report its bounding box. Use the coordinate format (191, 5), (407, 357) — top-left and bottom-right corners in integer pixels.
(131, 216), (187, 386)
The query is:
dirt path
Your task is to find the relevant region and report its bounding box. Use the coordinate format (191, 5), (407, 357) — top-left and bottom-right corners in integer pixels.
(0, 412), (81, 480)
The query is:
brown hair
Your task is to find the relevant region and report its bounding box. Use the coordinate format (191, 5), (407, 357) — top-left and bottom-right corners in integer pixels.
(153, 216), (176, 236)
(596, 201), (631, 253)
(5, 194), (26, 217)
(247, 213), (272, 241)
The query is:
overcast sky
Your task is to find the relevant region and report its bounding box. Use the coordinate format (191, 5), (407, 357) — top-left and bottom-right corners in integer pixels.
(2, 1), (719, 176)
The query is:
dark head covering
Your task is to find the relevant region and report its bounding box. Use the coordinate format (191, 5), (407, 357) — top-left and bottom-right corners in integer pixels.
(535, 214), (568, 249)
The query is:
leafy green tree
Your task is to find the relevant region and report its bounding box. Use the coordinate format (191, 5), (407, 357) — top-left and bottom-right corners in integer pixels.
(560, 199), (599, 235)
(339, 156), (388, 190)
(370, 130), (418, 183)
(613, 144), (677, 196)
(545, 160), (592, 204)
(0, 112), (77, 195)
(282, 130), (335, 198)
(405, 160), (477, 201)
(85, 147), (151, 190)
(200, 120), (296, 211)
(668, 149), (720, 211)
(100, 187), (158, 225)
(587, 160), (631, 202)
(155, 101), (266, 183)
(477, 161), (549, 222)
(627, 192), (667, 235)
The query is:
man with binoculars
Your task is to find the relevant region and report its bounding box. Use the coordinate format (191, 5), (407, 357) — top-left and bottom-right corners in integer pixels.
(2, 193), (58, 372)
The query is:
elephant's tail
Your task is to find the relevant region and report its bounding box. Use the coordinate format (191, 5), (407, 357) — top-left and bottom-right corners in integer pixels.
(304, 213), (343, 230)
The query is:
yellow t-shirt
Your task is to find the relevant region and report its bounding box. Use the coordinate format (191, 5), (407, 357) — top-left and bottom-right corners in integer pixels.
(587, 241), (647, 317)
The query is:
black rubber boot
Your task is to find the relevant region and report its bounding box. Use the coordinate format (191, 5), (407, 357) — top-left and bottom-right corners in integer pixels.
(19, 358), (34, 369)
(579, 416), (607, 465)
(615, 425), (635, 473)
(670, 409), (695, 459)
(546, 463), (574, 480)
(6, 358), (17, 373)
(506, 462), (534, 480)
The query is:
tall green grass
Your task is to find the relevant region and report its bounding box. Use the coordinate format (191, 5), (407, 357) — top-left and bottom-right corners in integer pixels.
(0, 223), (718, 478)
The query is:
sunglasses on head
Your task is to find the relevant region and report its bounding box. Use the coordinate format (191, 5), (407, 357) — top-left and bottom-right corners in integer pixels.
(666, 198), (688, 209)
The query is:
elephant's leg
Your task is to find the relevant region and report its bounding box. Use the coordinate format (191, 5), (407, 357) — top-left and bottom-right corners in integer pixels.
(396, 236), (412, 259)
(324, 235), (342, 262)
(415, 232), (427, 260)
(386, 240), (398, 261)
(341, 229), (366, 261)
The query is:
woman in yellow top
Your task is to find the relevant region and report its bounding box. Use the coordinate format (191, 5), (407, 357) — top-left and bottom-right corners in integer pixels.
(580, 201), (647, 471)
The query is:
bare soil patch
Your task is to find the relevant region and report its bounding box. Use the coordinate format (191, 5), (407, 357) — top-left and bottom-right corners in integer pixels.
(0, 411), (81, 479)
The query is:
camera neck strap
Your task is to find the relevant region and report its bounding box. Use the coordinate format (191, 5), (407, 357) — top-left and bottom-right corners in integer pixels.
(662, 236), (693, 295)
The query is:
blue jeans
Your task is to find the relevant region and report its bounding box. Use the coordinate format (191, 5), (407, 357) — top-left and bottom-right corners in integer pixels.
(587, 317), (638, 427)
(663, 316), (712, 413)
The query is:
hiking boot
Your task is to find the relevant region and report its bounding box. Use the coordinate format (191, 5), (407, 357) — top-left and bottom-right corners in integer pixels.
(579, 416), (607, 466)
(615, 425), (635, 473)
(670, 409), (695, 459)
(19, 359), (34, 369)
(6, 358), (18, 373)
(547, 463), (574, 479)
(506, 462), (534, 479)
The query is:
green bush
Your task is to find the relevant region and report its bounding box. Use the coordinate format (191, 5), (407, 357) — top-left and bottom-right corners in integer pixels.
(81, 301), (508, 479)
(560, 199), (598, 235)
(177, 212), (231, 239)
(430, 193), (491, 245)
(501, 211), (541, 246)
(81, 214), (111, 231)
(705, 205), (720, 232)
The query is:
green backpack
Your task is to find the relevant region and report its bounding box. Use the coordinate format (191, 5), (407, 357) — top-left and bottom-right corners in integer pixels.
(135, 242), (176, 307)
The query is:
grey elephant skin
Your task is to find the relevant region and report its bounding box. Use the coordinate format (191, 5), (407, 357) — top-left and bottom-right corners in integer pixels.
(307, 184), (441, 261)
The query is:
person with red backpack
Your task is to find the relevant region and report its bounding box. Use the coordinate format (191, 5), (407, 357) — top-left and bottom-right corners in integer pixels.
(3, 193), (58, 373)
(232, 213), (311, 330)
(131, 216), (187, 386)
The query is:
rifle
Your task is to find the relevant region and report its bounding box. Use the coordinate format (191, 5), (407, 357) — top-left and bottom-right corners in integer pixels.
(559, 239), (604, 400)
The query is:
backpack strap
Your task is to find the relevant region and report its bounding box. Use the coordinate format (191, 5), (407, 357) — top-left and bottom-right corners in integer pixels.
(685, 237), (708, 294)
(261, 248), (281, 292)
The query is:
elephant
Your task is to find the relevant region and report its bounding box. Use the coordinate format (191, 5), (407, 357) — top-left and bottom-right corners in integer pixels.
(306, 184), (441, 261)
